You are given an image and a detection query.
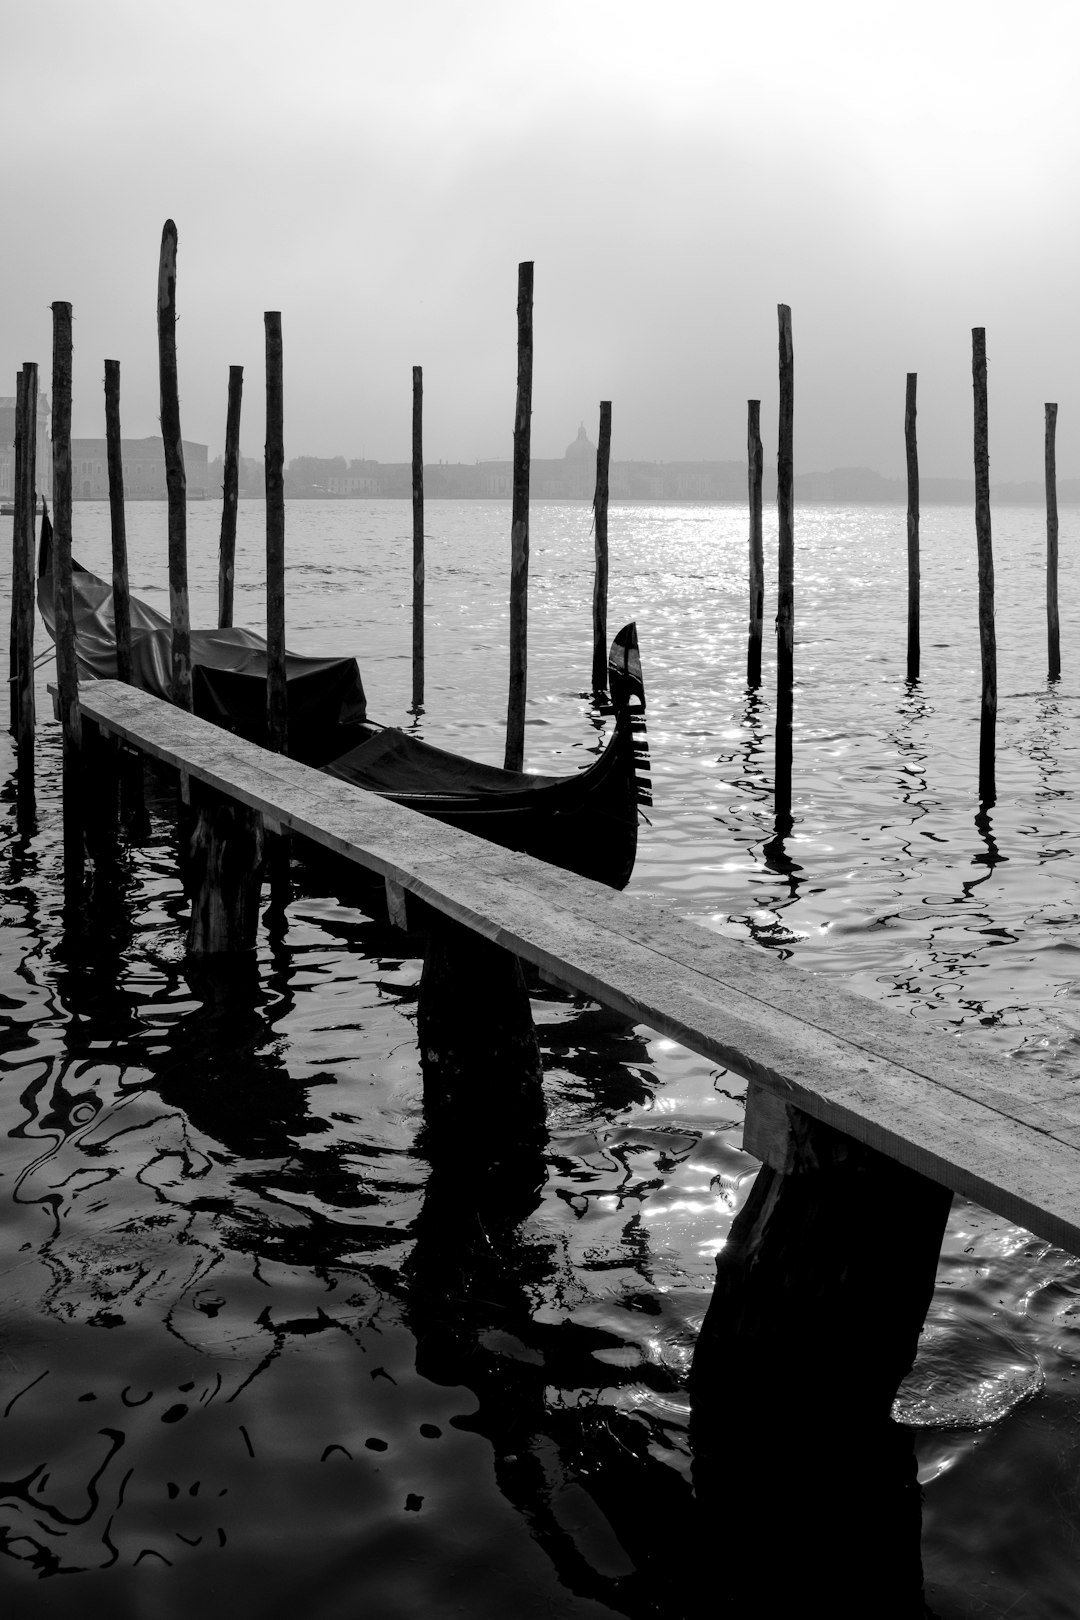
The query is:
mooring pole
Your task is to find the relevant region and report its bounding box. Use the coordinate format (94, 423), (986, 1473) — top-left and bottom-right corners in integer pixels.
(218, 364), (243, 630)
(8, 370), (26, 740)
(775, 306), (795, 828)
(1046, 401), (1060, 683)
(157, 219), (191, 712)
(972, 328), (996, 804)
(12, 365), (37, 787)
(747, 399), (764, 688)
(265, 312), (287, 758)
(504, 260), (533, 773)
(104, 360), (133, 687)
(52, 302), (82, 886)
(905, 373), (920, 684)
(411, 363), (425, 712)
(591, 400), (611, 693)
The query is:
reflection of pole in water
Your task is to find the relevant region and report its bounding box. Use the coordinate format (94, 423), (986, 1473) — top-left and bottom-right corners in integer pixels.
(889, 684), (934, 853)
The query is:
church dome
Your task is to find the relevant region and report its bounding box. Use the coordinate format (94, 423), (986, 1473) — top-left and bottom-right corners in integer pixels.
(564, 422), (595, 461)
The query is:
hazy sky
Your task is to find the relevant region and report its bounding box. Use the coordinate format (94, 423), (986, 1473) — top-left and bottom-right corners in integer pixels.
(5, 0), (1078, 478)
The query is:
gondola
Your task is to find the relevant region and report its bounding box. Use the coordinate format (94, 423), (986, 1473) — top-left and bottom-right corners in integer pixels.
(37, 513), (650, 890)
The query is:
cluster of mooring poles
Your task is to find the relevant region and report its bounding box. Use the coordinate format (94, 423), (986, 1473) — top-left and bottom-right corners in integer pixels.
(747, 311), (1063, 834)
(5, 242), (1068, 899)
(9, 239), (619, 910)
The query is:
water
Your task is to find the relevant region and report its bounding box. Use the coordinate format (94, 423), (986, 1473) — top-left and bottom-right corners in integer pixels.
(3, 497), (1080, 1617)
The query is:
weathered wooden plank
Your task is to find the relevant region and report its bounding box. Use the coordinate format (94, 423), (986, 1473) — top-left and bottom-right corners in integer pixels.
(76, 677), (1080, 1254)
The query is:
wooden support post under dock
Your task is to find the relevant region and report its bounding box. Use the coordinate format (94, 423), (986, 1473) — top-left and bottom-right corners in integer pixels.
(592, 400), (611, 693)
(186, 781), (265, 956)
(418, 915), (545, 1223)
(504, 260), (533, 772)
(218, 365), (243, 631)
(691, 1108), (951, 1613)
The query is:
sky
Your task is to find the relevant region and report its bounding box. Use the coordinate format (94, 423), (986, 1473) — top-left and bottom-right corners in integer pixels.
(4, 0), (1079, 479)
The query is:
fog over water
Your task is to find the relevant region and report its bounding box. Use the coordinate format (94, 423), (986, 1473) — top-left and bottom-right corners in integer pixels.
(4, 1), (1080, 481)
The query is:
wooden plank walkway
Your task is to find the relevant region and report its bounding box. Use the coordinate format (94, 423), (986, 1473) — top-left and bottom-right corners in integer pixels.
(80, 677), (1080, 1256)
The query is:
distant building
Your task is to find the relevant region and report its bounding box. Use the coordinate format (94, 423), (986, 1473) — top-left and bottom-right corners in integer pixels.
(70, 437), (209, 500)
(0, 391), (52, 503)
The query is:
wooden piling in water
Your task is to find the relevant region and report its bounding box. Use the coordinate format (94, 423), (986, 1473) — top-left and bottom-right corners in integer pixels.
(746, 399), (764, 688)
(157, 220), (191, 712)
(689, 1108), (952, 1612)
(972, 328), (996, 804)
(52, 302), (82, 883)
(504, 260), (533, 773)
(11, 365), (37, 786)
(265, 312), (287, 758)
(103, 360), (133, 687)
(218, 365), (243, 630)
(1046, 402), (1060, 683)
(905, 373), (920, 684)
(187, 781), (265, 956)
(591, 400), (611, 693)
(411, 364), (424, 712)
(775, 306), (795, 828)
(418, 916), (545, 1218)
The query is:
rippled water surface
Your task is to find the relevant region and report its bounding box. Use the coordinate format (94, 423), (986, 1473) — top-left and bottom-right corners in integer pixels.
(4, 498), (1080, 1617)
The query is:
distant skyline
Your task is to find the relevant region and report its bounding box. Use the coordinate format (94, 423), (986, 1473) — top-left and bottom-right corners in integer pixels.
(4, 2), (1079, 483)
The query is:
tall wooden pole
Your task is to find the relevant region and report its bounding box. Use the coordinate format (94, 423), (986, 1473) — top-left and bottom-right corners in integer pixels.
(218, 364), (243, 630)
(12, 365), (37, 781)
(1046, 402), (1060, 682)
(972, 328), (996, 804)
(265, 313), (287, 757)
(775, 306), (795, 828)
(104, 360), (133, 686)
(157, 219), (191, 711)
(746, 399), (764, 687)
(504, 260), (533, 773)
(592, 399), (611, 692)
(905, 373), (920, 684)
(52, 302), (82, 885)
(411, 364), (425, 712)
(8, 369), (26, 738)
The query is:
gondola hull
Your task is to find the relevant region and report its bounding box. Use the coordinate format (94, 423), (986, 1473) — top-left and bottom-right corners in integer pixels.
(38, 524), (650, 890)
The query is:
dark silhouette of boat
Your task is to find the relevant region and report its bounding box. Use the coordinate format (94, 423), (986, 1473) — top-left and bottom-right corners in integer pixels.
(38, 512), (650, 889)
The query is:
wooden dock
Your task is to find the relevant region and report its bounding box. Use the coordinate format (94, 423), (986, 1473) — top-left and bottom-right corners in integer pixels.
(80, 676), (1080, 1256)
(74, 673), (1080, 1608)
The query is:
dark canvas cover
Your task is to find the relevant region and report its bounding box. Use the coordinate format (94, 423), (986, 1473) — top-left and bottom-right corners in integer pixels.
(38, 554), (367, 761)
(325, 726), (561, 798)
